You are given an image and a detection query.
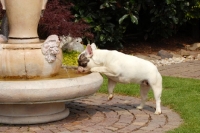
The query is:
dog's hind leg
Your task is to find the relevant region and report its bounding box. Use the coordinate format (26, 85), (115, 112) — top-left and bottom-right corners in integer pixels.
(107, 78), (117, 100)
(137, 81), (150, 110)
(150, 73), (162, 114)
(151, 86), (162, 114)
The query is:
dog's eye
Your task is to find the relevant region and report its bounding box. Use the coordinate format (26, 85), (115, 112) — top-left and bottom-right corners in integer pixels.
(78, 54), (89, 67)
(78, 61), (87, 67)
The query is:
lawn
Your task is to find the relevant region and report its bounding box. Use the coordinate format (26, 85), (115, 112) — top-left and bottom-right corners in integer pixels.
(98, 76), (200, 133)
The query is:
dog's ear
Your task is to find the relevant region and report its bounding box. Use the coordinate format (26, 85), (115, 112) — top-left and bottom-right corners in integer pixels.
(91, 43), (97, 50)
(85, 44), (93, 57)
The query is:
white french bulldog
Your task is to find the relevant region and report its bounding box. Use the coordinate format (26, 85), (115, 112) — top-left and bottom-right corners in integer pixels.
(78, 43), (162, 114)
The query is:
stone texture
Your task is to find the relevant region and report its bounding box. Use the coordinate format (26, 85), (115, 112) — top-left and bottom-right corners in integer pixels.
(1, 0), (48, 43)
(0, 73), (103, 124)
(197, 54), (200, 60)
(189, 43), (200, 51)
(135, 54), (151, 60)
(0, 40), (63, 78)
(149, 54), (162, 60)
(157, 50), (173, 59)
(180, 49), (190, 56)
(60, 35), (84, 52)
(158, 60), (200, 79)
(0, 94), (183, 133)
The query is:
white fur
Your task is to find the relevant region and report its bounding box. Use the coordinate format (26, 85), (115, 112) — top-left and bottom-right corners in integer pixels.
(79, 44), (163, 114)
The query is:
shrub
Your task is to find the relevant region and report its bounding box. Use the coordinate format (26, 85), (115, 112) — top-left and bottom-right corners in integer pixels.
(38, 0), (93, 40)
(0, 0), (93, 41)
(68, 0), (200, 48)
(62, 51), (80, 66)
(1, 0), (200, 49)
(140, 0), (189, 39)
(185, 0), (200, 19)
(68, 0), (139, 49)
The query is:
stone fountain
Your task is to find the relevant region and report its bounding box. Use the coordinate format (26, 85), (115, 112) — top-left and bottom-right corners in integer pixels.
(0, 0), (103, 124)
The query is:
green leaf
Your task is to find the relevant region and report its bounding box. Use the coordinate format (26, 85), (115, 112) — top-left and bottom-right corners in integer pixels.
(100, 34), (105, 41)
(110, 1), (117, 4)
(100, 4), (105, 9)
(172, 17), (178, 24)
(166, 0), (171, 5)
(150, 8), (155, 14)
(94, 25), (101, 31)
(82, 17), (93, 23)
(151, 17), (156, 22)
(130, 14), (138, 24)
(119, 14), (129, 24)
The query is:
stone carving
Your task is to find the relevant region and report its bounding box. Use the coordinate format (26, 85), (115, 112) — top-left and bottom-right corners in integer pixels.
(41, 35), (60, 63)
(60, 35), (84, 52)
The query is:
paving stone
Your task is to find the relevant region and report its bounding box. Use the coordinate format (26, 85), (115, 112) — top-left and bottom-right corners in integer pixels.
(0, 93), (182, 133)
(159, 60), (200, 79)
(0, 127), (8, 132)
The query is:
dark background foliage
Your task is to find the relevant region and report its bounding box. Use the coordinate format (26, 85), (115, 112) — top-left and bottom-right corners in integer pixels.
(38, 0), (93, 40)
(0, 0), (200, 49)
(69, 0), (200, 49)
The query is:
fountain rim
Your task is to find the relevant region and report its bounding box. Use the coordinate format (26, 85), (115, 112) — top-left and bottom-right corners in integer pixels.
(0, 72), (103, 104)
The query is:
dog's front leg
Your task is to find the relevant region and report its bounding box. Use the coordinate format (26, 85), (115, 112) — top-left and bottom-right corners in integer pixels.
(91, 67), (119, 77)
(107, 78), (117, 100)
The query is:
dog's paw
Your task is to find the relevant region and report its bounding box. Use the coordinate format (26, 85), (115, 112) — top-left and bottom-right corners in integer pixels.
(136, 105), (143, 110)
(108, 94), (113, 101)
(77, 66), (84, 73)
(90, 68), (98, 73)
(154, 110), (162, 115)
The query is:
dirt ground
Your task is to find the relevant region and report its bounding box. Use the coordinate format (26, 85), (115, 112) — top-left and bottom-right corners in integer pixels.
(120, 34), (199, 55)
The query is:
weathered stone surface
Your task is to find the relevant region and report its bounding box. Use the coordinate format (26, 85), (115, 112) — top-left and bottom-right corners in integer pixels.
(150, 57), (186, 67)
(158, 60), (200, 79)
(157, 50), (173, 59)
(0, 94), (183, 133)
(134, 49), (200, 67)
(180, 49), (190, 56)
(149, 54), (162, 60)
(189, 43), (200, 51)
(135, 54), (151, 60)
(0, 73), (103, 124)
(171, 52), (182, 58)
(60, 35), (84, 52)
(180, 49), (200, 58)
(197, 54), (200, 60)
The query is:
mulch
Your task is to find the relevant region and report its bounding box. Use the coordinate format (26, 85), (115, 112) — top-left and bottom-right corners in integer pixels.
(120, 34), (199, 55)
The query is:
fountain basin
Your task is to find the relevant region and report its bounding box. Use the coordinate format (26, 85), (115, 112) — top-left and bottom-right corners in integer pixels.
(0, 72), (103, 124)
(0, 42), (62, 78)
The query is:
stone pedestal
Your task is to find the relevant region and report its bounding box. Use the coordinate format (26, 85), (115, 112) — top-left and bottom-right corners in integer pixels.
(0, 73), (103, 124)
(0, 103), (69, 124)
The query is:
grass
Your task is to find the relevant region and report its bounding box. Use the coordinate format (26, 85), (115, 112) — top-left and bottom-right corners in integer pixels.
(98, 76), (200, 133)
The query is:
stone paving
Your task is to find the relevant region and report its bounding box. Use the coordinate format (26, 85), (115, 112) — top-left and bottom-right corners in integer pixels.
(158, 60), (200, 79)
(1, 60), (200, 133)
(0, 94), (182, 133)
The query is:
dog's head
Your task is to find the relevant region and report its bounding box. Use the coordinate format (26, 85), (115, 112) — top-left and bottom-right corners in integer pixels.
(77, 43), (97, 72)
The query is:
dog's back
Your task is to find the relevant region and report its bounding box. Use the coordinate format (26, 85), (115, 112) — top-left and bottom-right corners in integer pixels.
(90, 49), (159, 84)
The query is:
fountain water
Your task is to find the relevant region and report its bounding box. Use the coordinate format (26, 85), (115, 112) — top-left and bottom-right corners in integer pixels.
(0, 0), (103, 124)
